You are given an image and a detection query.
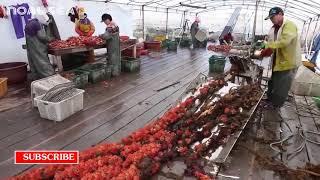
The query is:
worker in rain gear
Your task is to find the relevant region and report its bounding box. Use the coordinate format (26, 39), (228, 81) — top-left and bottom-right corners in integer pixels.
(223, 32), (234, 45)
(261, 7), (301, 108)
(75, 8), (95, 37)
(25, 13), (58, 80)
(99, 14), (121, 76)
(190, 17), (200, 48)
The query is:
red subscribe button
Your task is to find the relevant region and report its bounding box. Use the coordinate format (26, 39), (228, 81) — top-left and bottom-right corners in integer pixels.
(15, 151), (79, 164)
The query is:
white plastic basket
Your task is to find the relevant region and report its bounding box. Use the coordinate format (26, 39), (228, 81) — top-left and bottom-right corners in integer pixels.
(31, 75), (71, 107)
(34, 89), (84, 122)
(195, 29), (207, 42)
(291, 66), (320, 97)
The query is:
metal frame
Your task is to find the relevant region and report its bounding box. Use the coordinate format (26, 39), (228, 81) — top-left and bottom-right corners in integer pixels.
(80, 0), (320, 50)
(80, 0), (320, 21)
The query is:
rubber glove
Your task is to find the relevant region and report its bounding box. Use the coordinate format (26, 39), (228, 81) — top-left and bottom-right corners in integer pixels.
(223, 40), (228, 45)
(75, 28), (85, 36)
(86, 30), (94, 37)
(260, 48), (273, 57)
(254, 40), (266, 50)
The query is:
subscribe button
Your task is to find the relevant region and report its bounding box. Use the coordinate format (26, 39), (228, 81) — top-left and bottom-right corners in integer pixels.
(15, 151), (79, 164)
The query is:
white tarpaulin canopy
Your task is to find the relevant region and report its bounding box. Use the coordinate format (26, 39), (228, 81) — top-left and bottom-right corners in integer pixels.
(82, 0), (320, 22)
(79, 0), (320, 43)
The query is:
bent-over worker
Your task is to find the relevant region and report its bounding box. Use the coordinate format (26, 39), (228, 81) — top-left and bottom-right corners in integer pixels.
(261, 7), (301, 109)
(223, 32), (234, 45)
(190, 17), (200, 48)
(25, 13), (57, 80)
(99, 13), (121, 76)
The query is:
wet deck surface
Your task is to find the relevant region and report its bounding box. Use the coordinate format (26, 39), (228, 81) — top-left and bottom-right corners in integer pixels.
(0, 48), (319, 179)
(218, 94), (320, 179)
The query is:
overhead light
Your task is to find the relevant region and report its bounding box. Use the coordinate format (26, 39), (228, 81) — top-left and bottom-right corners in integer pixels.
(179, 2), (207, 9)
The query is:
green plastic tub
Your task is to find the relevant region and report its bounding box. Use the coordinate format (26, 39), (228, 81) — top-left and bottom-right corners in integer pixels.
(167, 41), (178, 51)
(78, 63), (106, 84)
(61, 70), (89, 89)
(209, 55), (226, 73)
(313, 97), (320, 108)
(180, 39), (191, 48)
(121, 57), (141, 72)
(100, 61), (112, 80)
(162, 39), (171, 48)
(105, 65), (112, 80)
(72, 70), (89, 88)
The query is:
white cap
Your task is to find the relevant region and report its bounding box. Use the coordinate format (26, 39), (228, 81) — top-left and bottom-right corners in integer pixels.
(34, 13), (49, 25)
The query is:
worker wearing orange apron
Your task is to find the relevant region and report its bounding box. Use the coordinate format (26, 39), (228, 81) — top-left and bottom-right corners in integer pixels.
(75, 8), (95, 37)
(74, 8), (96, 63)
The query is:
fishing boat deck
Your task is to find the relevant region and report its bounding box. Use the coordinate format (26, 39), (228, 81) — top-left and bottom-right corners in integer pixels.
(0, 48), (319, 179)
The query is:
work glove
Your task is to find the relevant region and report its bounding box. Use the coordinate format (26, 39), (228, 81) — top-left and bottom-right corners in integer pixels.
(75, 27), (85, 36)
(86, 30), (94, 37)
(255, 40), (267, 50)
(79, 32), (86, 36)
(223, 40), (228, 45)
(260, 48), (273, 57)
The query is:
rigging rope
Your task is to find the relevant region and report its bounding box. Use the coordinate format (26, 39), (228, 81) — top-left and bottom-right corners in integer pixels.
(266, 95), (320, 161)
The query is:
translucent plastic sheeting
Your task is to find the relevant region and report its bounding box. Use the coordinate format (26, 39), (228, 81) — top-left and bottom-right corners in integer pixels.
(88, 0), (319, 36)
(106, 0), (320, 20)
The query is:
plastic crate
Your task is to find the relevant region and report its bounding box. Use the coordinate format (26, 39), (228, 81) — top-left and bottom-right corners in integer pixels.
(195, 29), (207, 42)
(161, 39), (171, 48)
(121, 47), (142, 58)
(122, 58), (141, 72)
(313, 97), (320, 108)
(313, 97), (320, 107)
(78, 63), (106, 84)
(62, 70), (89, 89)
(180, 39), (191, 48)
(99, 62), (112, 80)
(120, 36), (129, 41)
(31, 75), (71, 107)
(144, 41), (161, 51)
(141, 49), (149, 56)
(167, 41), (178, 51)
(105, 65), (112, 80)
(35, 89), (84, 122)
(0, 78), (8, 98)
(209, 55), (226, 73)
(209, 55), (226, 60)
(154, 35), (166, 42)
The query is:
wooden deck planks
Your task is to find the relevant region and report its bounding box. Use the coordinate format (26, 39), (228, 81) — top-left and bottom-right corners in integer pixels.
(0, 51), (207, 155)
(0, 49), (205, 149)
(1, 50), (319, 178)
(294, 96), (320, 165)
(0, 49), (212, 177)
